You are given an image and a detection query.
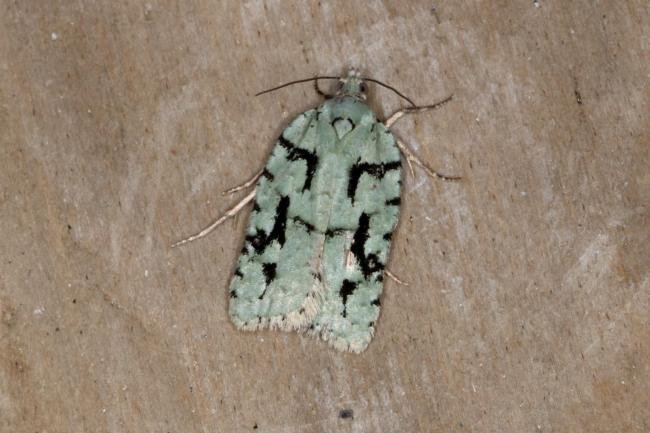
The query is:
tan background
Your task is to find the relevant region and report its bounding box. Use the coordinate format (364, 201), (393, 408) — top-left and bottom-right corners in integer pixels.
(1, 1), (648, 432)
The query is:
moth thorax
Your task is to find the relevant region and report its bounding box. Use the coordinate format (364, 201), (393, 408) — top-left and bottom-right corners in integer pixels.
(338, 70), (367, 100)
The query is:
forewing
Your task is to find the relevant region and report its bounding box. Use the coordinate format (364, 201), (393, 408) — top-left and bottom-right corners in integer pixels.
(309, 118), (402, 353)
(229, 109), (326, 331)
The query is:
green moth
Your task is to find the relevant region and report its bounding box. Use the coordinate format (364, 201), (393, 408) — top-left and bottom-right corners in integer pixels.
(174, 70), (456, 353)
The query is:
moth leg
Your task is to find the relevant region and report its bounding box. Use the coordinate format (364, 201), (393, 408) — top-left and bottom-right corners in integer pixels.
(395, 138), (460, 181)
(385, 95), (460, 181)
(222, 168), (263, 195)
(385, 269), (409, 286)
(172, 189), (256, 248)
(384, 95), (454, 128)
(397, 140), (416, 178)
(313, 77), (333, 99)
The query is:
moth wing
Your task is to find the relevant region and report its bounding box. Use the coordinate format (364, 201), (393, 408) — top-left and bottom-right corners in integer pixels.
(310, 117), (402, 353)
(229, 109), (326, 331)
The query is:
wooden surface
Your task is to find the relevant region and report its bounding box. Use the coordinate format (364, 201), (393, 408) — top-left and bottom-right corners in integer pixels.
(1, 2), (648, 432)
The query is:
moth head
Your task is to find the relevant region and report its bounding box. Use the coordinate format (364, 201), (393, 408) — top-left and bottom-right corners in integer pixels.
(337, 69), (367, 101)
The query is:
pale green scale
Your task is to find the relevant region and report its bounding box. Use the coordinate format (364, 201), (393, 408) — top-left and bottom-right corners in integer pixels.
(229, 70), (403, 352)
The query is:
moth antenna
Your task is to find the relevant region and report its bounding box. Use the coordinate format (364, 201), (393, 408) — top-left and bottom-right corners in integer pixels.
(361, 77), (416, 107)
(255, 76), (340, 97)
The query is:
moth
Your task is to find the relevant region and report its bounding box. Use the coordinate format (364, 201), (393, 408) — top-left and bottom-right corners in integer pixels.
(174, 70), (457, 353)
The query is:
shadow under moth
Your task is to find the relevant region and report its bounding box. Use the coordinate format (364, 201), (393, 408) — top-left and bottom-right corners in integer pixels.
(174, 70), (458, 353)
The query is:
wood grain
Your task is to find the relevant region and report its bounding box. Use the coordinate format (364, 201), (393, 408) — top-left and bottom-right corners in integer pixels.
(1, 1), (648, 432)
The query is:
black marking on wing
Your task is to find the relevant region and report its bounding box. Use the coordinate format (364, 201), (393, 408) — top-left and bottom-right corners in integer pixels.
(278, 135), (294, 151)
(258, 262), (277, 300)
(351, 213), (385, 278)
(325, 228), (345, 237)
(278, 136), (319, 191)
(365, 253), (384, 275)
(293, 216), (315, 232)
(262, 263), (276, 286)
(267, 195), (289, 246)
(262, 168), (274, 181)
(245, 195), (290, 254)
(331, 116), (355, 130)
(385, 197), (401, 206)
(289, 148), (318, 191)
(244, 233), (266, 253)
(348, 160), (401, 201)
(350, 213), (370, 272)
(339, 279), (358, 318)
